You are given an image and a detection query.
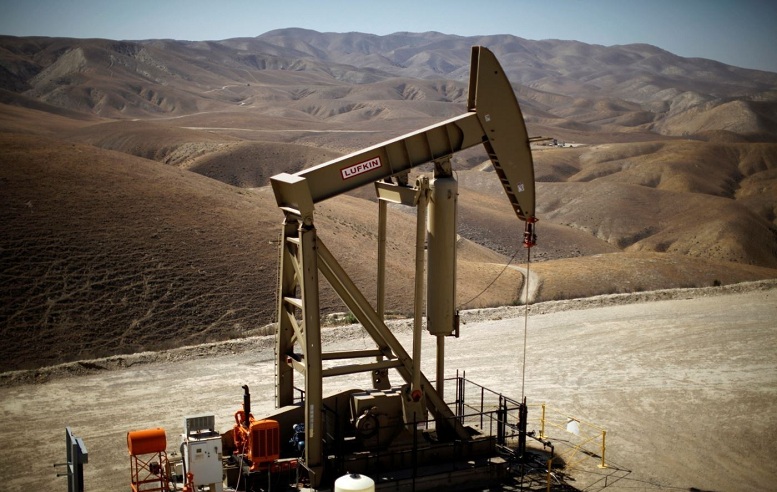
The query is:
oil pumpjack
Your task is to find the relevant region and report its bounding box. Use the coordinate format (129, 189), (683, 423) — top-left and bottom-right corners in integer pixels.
(253, 45), (538, 490)
(120, 46), (539, 492)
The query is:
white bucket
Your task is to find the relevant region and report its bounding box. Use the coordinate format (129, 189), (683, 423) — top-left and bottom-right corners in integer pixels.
(334, 473), (375, 492)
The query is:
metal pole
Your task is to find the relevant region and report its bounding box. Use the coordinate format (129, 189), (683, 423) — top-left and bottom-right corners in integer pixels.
(598, 430), (608, 469)
(412, 185), (428, 395)
(436, 335), (445, 397)
(299, 221), (324, 487)
(480, 387), (485, 430)
(546, 458), (552, 492)
(497, 395), (505, 446)
(377, 199), (387, 321)
(374, 198), (390, 390)
(518, 397), (528, 461)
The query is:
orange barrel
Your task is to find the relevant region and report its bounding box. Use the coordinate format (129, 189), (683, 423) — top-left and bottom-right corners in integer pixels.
(127, 428), (167, 456)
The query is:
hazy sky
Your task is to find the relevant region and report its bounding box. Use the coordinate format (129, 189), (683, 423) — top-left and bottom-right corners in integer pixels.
(1, 0), (776, 73)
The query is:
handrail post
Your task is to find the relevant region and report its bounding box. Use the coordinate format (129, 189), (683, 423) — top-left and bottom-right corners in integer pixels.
(598, 429), (608, 468)
(539, 403), (546, 439)
(546, 457), (553, 492)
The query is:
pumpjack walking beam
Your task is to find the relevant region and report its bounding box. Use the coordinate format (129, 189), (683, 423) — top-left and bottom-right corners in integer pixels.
(271, 46), (536, 488)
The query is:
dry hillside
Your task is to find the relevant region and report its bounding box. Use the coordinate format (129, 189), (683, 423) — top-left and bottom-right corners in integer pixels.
(1, 30), (776, 372)
(0, 130), (521, 372)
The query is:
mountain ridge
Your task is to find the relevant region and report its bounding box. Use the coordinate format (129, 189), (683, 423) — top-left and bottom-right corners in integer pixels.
(2, 30), (776, 141)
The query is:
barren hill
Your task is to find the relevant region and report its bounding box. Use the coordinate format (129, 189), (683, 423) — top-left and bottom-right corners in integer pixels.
(1, 30), (776, 372)
(0, 131), (522, 372)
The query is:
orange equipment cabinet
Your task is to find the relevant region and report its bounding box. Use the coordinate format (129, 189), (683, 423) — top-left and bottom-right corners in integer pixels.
(127, 428), (170, 492)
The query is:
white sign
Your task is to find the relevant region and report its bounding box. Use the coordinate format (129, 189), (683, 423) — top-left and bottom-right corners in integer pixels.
(341, 156), (382, 180)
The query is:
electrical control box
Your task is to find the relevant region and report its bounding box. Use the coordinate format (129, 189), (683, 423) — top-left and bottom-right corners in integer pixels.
(182, 415), (223, 492)
(183, 436), (223, 487)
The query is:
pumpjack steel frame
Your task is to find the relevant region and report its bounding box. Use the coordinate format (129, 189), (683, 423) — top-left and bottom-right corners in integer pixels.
(270, 46), (536, 488)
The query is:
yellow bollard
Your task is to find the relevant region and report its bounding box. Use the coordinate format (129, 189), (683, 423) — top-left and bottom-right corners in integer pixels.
(598, 429), (608, 468)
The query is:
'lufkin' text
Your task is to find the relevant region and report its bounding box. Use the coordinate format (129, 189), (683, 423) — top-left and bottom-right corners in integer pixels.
(341, 157), (382, 180)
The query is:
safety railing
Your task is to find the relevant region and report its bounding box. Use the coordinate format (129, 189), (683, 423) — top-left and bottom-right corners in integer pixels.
(444, 374), (526, 448)
(445, 376), (611, 491)
(531, 401), (608, 492)
(301, 373), (609, 491)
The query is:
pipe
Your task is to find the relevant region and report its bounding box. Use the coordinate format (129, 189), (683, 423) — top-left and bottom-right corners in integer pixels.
(242, 385), (251, 427)
(436, 335), (445, 396)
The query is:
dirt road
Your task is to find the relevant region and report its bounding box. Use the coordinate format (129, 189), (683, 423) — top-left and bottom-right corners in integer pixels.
(1, 282), (775, 491)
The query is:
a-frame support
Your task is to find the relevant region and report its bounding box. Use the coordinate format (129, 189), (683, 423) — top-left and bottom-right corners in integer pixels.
(275, 198), (470, 486)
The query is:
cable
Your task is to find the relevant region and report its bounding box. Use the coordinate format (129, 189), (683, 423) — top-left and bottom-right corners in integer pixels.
(234, 434), (248, 492)
(455, 240), (532, 399)
(521, 246), (531, 401)
(458, 246), (521, 309)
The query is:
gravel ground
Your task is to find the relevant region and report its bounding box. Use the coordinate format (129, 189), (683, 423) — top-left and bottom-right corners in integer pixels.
(1, 279), (775, 491)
